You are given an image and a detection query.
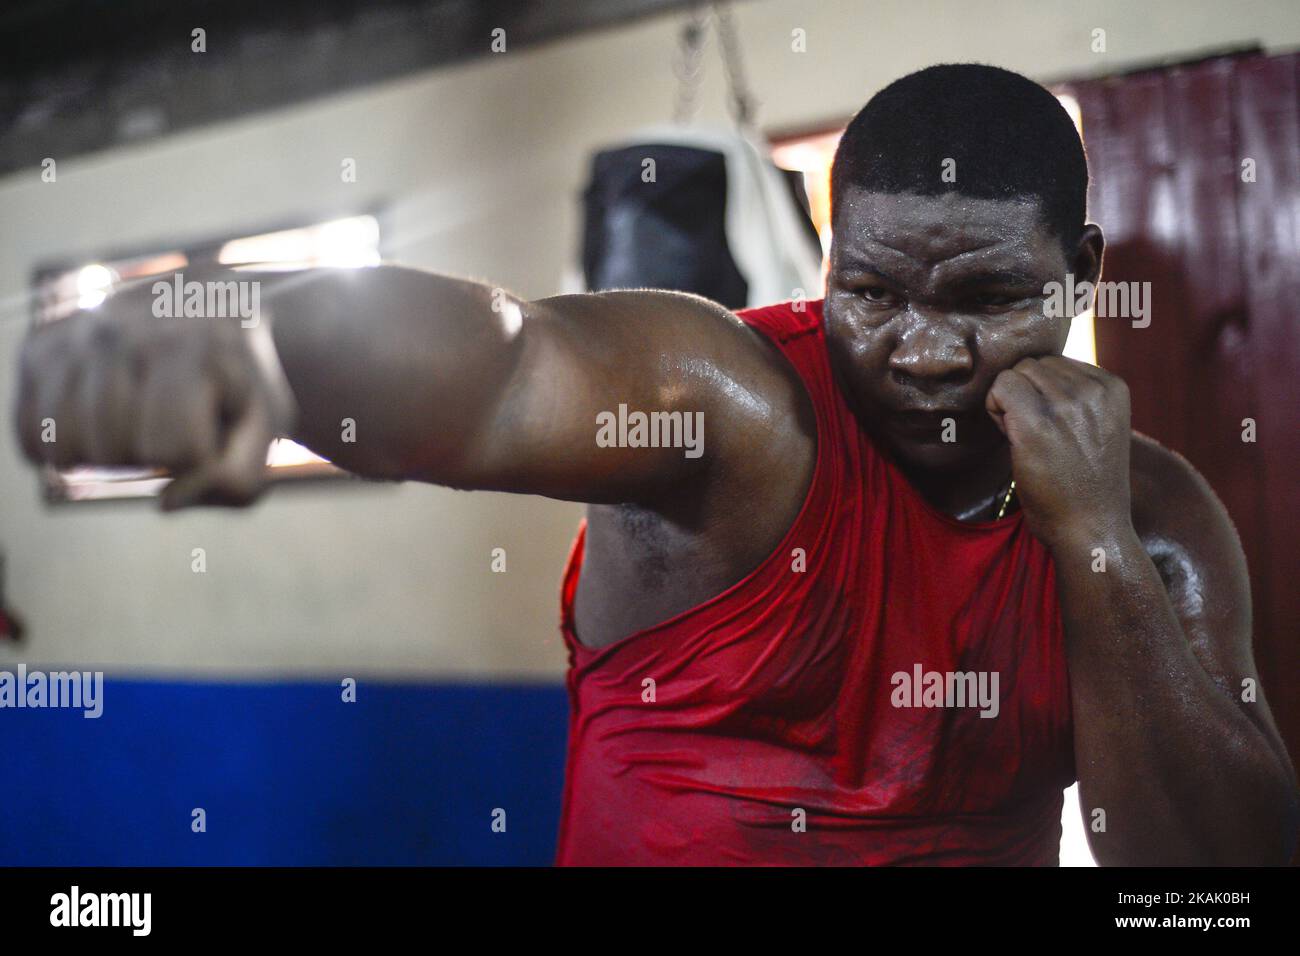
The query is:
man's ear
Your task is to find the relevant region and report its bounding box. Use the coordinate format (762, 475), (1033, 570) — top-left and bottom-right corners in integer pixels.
(1073, 223), (1105, 288)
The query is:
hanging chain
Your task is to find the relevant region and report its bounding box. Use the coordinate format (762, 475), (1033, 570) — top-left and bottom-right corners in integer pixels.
(672, 1), (710, 124)
(712, 0), (756, 130)
(672, 0), (757, 129)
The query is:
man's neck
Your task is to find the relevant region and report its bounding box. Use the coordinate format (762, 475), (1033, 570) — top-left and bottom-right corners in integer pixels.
(822, 338), (1016, 521)
(893, 443), (1015, 521)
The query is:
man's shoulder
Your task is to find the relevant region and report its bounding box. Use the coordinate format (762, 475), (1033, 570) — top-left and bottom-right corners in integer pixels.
(1128, 431), (1249, 605)
(1129, 431), (1220, 527)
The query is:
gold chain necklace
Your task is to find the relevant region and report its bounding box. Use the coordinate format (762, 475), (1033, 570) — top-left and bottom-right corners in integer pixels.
(995, 479), (1017, 520)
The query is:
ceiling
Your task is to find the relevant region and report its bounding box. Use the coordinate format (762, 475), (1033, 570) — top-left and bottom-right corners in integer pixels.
(0, 0), (712, 176)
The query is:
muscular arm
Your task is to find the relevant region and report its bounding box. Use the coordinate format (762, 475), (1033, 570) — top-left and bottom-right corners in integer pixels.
(15, 265), (801, 512)
(1055, 438), (1298, 866)
(989, 356), (1298, 865)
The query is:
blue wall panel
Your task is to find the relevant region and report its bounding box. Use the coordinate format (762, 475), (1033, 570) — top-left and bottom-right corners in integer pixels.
(0, 679), (570, 866)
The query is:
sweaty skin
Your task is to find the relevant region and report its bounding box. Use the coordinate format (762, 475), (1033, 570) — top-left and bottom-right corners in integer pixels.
(821, 189), (1298, 865)
(14, 189), (1298, 866)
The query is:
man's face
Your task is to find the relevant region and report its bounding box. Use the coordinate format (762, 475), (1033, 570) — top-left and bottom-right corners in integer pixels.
(824, 188), (1085, 474)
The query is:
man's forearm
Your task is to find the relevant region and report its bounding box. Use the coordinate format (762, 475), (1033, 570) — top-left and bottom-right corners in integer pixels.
(1051, 521), (1297, 865)
(254, 265), (525, 481)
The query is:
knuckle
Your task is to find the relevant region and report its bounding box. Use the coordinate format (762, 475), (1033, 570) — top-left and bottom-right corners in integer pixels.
(219, 470), (264, 505)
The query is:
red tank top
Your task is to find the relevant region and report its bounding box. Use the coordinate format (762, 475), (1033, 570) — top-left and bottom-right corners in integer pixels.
(555, 298), (1075, 866)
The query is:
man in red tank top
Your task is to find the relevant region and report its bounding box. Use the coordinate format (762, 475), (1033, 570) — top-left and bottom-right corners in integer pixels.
(16, 65), (1297, 865)
(552, 65), (1294, 865)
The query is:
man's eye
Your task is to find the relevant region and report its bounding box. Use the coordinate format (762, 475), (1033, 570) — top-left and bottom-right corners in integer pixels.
(972, 292), (1026, 310)
(859, 286), (899, 305)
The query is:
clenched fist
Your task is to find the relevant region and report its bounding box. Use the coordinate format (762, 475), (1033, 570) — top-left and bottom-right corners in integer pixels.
(985, 355), (1133, 550)
(14, 282), (292, 510)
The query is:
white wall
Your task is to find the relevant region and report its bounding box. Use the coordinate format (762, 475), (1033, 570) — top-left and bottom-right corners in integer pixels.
(1, 0), (1296, 679)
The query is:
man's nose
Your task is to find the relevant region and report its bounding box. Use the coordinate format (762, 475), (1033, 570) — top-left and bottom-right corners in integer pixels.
(888, 317), (974, 386)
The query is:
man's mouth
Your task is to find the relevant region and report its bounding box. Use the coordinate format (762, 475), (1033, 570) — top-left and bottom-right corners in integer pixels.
(894, 407), (967, 421)
(896, 405), (965, 416)
(889, 408), (973, 439)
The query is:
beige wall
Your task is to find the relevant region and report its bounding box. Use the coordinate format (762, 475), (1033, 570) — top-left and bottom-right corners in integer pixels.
(1, 0), (1296, 679)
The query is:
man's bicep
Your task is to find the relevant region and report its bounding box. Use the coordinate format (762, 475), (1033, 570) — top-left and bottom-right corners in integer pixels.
(1132, 437), (1290, 759)
(445, 290), (754, 504)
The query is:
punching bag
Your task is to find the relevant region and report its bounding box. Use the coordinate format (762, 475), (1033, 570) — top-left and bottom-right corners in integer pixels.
(580, 125), (824, 310)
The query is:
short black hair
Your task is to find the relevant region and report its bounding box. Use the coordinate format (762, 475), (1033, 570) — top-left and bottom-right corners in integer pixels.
(830, 63), (1088, 254)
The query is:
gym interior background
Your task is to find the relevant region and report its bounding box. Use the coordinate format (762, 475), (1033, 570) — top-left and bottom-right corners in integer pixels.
(0, 0), (1297, 865)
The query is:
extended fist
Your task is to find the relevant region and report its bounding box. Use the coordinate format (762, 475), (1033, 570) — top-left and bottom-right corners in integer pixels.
(14, 287), (282, 510)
